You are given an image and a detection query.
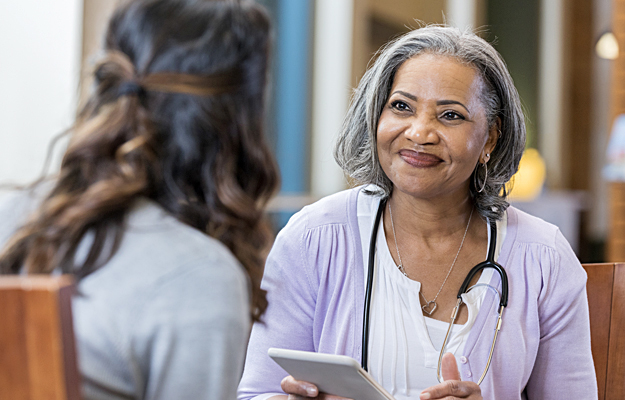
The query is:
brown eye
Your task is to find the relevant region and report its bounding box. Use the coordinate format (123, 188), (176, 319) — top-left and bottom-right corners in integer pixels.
(390, 100), (410, 112)
(441, 110), (465, 120)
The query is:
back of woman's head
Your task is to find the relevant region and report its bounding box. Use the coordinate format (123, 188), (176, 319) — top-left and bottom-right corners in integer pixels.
(0, 0), (278, 320)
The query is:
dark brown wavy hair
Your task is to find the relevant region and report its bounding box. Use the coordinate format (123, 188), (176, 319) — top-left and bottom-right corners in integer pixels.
(0, 0), (278, 321)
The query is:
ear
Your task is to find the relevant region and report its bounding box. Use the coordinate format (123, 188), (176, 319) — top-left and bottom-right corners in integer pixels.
(481, 117), (501, 164)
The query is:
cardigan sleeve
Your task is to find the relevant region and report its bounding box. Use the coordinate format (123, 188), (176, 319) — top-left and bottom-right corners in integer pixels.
(237, 211), (319, 400)
(524, 229), (598, 399)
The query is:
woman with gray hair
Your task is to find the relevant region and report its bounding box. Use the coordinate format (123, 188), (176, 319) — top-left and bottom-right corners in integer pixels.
(239, 26), (597, 400)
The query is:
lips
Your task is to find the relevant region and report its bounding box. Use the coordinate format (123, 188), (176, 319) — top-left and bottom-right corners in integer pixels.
(398, 149), (443, 167)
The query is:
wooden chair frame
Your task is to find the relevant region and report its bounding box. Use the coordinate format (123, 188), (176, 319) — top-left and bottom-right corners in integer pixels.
(0, 275), (81, 400)
(583, 263), (625, 400)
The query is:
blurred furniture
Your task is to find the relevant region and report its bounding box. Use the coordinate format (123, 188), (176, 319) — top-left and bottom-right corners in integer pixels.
(608, 183), (625, 261)
(608, 0), (625, 262)
(583, 263), (625, 400)
(512, 190), (586, 254)
(0, 275), (81, 400)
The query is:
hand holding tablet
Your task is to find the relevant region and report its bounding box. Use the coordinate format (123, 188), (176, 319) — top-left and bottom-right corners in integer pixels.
(268, 348), (395, 400)
(280, 375), (352, 400)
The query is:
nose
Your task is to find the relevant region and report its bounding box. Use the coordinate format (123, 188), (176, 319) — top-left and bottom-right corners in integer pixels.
(405, 114), (440, 145)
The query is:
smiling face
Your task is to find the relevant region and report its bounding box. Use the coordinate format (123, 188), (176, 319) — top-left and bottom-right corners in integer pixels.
(376, 53), (498, 201)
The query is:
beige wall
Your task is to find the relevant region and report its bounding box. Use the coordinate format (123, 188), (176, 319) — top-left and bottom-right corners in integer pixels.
(350, 0), (487, 88)
(351, 0), (447, 87)
(369, 0), (446, 27)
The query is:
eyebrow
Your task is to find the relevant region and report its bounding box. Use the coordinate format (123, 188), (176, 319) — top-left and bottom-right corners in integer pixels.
(437, 100), (470, 113)
(391, 90), (471, 114)
(392, 90), (417, 101)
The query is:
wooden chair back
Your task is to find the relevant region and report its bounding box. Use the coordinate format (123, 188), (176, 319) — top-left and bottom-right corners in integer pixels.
(583, 263), (625, 400)
(0, 275), (81, 400)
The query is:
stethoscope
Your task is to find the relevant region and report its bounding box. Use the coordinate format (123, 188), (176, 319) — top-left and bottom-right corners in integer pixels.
(361, 197), (509, 385)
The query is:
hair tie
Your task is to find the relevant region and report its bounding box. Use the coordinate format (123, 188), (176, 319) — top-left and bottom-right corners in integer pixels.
(116, 81), (145, 99)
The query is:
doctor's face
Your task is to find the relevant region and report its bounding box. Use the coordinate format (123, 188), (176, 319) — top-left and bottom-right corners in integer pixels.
(376, 53), (497, 201)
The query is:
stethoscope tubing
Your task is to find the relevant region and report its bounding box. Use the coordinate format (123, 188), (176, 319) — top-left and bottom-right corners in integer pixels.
(361, 197), (509, 382)
(361, 197), (387, 371)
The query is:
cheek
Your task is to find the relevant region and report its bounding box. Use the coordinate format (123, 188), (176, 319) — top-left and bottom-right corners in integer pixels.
(375, 134), (391, 170)
(376, 110), (405, 151)
(458, 128), (489, 160)
(464, 136), (484, 155)
(375, 121), (395, 172)
(376, 115), (392, 147)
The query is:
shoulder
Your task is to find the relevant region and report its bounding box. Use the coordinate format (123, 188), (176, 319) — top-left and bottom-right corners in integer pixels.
(80, 199), (247, 305)
(127, 199), (241, 269)
(504, 206), (586, 292)
(81, 199), (248, 298)
(288, 187), (361, 230)
(273, 186), (378, 261)
(282, 185), (379, 233)
(506, 206), (562, 248)
(265, 186), (376, 287)
(505, 206), (580, 264)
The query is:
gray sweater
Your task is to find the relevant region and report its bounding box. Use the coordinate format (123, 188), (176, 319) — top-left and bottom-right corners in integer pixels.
(0, 188), (250, 399)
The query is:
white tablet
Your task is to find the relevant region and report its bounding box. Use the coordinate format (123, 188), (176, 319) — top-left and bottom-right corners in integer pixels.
(268, 348), (395, 400)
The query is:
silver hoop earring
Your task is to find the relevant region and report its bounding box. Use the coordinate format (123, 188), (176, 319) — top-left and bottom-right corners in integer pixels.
(474, 162), (488, 193)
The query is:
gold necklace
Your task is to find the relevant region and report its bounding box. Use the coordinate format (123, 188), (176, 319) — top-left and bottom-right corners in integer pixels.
(388, 201), (474, 316)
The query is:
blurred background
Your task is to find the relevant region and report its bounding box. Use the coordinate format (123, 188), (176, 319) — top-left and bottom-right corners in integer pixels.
(1, 0), (625, 263)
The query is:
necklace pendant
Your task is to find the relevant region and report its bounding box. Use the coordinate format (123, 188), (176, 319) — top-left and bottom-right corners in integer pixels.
(422, 300), (437, 315)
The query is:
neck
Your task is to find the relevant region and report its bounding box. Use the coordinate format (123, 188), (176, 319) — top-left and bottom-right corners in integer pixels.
(387, 188), (475, 241)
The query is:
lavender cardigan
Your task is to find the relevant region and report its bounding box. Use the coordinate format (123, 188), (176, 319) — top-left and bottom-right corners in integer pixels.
(238, 187), (598, 400)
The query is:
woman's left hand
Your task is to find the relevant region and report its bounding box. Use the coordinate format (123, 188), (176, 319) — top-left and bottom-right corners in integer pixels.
(419, 353), (482, 400)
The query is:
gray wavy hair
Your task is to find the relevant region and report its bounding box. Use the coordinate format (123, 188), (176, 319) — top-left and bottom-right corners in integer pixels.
(334, 25), (526, 221)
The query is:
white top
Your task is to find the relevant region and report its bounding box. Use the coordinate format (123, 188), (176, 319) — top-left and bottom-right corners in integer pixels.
(357, 192), (506, 398)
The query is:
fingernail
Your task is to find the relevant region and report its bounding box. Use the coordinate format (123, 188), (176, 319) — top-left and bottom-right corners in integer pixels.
(306, 386), (318, 397)
(420, 392), (431, 399)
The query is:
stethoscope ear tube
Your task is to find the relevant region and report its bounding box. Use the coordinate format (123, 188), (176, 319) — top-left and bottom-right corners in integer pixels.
(456, 222), (508, 308)
(458, 261), (508, 308)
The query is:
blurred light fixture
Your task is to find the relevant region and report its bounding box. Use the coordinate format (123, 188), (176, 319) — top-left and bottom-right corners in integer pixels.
(507, 148), (546, 202)
(603, 115), (625, 182)
(596, 31), (619, 60)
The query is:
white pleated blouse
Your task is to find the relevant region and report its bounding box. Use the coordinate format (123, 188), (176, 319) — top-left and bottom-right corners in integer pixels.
(357, 194), (506, 399)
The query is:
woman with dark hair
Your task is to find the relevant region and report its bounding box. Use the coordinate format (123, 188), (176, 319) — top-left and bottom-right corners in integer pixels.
(238, 26), (597, 399)
(0, 0), (278, 398)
